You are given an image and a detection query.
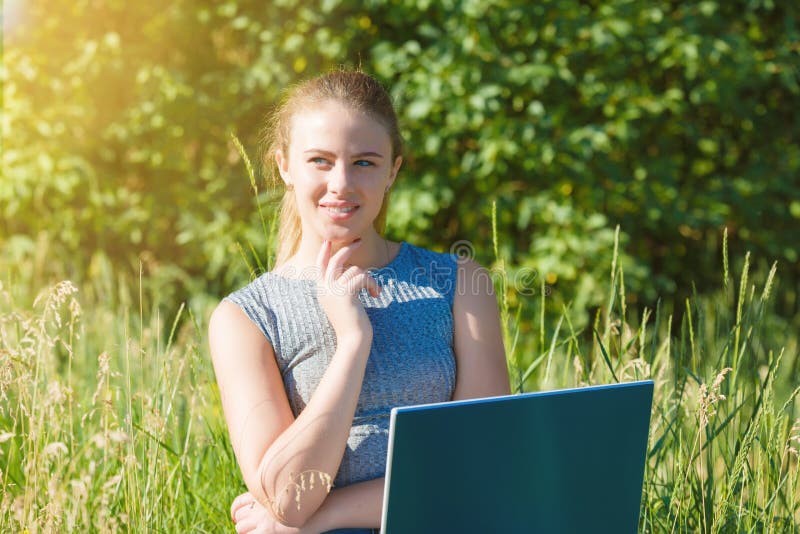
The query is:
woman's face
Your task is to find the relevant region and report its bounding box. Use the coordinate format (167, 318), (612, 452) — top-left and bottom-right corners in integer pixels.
(276, 100), (402, 245)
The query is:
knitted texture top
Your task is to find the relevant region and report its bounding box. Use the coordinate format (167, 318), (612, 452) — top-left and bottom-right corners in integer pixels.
(223, 241), (458, 487)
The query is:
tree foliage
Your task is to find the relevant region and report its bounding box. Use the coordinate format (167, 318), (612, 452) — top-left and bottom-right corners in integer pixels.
(2, 0), (798, 324)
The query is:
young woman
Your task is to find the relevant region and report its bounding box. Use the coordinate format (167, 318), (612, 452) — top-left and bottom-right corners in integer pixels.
(208, 70), (510, 534)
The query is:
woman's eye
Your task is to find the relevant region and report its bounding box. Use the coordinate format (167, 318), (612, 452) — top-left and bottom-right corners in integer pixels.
(310, 157), (330, 165)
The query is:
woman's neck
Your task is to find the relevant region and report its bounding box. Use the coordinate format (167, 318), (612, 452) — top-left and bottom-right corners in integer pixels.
(277, 231), (394, 277)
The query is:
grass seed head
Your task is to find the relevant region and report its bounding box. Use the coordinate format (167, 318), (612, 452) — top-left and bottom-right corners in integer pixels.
(698, 367), (732, 428)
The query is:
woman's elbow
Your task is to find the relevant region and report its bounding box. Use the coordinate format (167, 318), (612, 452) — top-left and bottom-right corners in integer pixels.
(257, 488), (328, 528)
(275, 507), (312, 529)
(246, 465), (330, 528)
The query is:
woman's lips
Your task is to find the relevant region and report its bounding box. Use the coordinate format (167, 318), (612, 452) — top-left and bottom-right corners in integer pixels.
(320, 204), (359, 220)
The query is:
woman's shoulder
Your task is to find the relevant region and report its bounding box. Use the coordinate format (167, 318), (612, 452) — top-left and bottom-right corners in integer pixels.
(387, 241), (461, 304)
(223, 266), (314, 312)
(400, 241), (459, 267)
(221, 268), (316, 347)
(224, 270), (273, 300)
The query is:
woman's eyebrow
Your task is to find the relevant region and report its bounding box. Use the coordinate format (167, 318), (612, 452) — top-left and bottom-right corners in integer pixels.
(303, 148), (336, 157)
(352, 151), (384, 159)
(303, 149), (384, 159)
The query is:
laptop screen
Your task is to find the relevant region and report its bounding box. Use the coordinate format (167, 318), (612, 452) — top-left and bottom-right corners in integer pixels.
(381, 380), (653, 534)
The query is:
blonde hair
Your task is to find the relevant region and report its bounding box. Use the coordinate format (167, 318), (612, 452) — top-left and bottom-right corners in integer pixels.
(260, 69), (404, 267)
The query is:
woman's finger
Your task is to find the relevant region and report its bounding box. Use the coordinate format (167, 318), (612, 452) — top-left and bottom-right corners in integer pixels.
(337, 265), (362, 286)
(349, 272), (382, 298)
(366, 272), (382, 298)
(335, 265), (383, 299)
(325, 239), (361, 282)
(231, 492), (254, 521)
(234, 502), (257, 523)
(235, 514), (259, 533)
(315, 240), (332, 280)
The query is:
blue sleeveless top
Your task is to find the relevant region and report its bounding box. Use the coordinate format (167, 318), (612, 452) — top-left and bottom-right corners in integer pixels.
(223, 241), (458, 487)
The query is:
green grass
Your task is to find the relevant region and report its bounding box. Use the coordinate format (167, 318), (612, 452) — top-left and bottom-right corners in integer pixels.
(0, 260), (242, 532)
(1, 224), (797, 532)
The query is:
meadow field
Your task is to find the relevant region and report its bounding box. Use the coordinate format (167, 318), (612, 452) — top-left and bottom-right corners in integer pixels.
(3, 2), (799, 531)
(1, 226), (797, 533)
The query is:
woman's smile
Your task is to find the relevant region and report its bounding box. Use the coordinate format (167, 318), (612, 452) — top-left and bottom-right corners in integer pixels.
(320, 203), (360, 220)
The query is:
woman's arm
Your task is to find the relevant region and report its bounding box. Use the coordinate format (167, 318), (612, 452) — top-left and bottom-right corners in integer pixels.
(210, 240), (382, 528)
(451, 257), (511, 400)
(230, 477), (385, 533)
(210, 302), (371, 528)
(304, 476), (385, 530)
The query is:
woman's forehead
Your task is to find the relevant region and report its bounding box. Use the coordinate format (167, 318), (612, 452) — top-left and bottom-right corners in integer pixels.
(289, 101), (391, 153)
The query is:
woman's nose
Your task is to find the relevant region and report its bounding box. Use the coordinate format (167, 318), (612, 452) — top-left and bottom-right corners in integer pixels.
(327, 161), (354, 193)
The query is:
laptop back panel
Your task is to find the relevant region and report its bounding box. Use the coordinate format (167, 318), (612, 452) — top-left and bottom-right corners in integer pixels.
(381, 381), (653, 534)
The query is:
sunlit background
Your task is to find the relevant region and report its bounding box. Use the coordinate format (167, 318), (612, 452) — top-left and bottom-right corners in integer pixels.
(3, 0), (799, 323)
(2, 1), (798, 531)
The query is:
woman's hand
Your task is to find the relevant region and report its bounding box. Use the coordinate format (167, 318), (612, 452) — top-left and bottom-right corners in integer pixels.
(231, 492), (317, 534)
(314, 239), (380, 347)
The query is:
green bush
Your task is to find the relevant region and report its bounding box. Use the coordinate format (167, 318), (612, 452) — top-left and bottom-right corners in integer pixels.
(2, 0), (798, 328)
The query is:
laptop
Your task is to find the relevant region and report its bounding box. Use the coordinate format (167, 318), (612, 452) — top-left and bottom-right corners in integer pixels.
(380, 380), (653, 534)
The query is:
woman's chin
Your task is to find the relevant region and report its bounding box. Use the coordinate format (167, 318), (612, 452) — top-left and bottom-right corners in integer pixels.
(316, 225), (371, 243)
(325, 234), (362, 245)
(313, 230), (358, 245)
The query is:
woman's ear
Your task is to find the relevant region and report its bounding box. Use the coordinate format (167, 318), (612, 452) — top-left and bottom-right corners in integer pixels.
(388, 155), (403, 188)
(275, 149), (291, 187)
